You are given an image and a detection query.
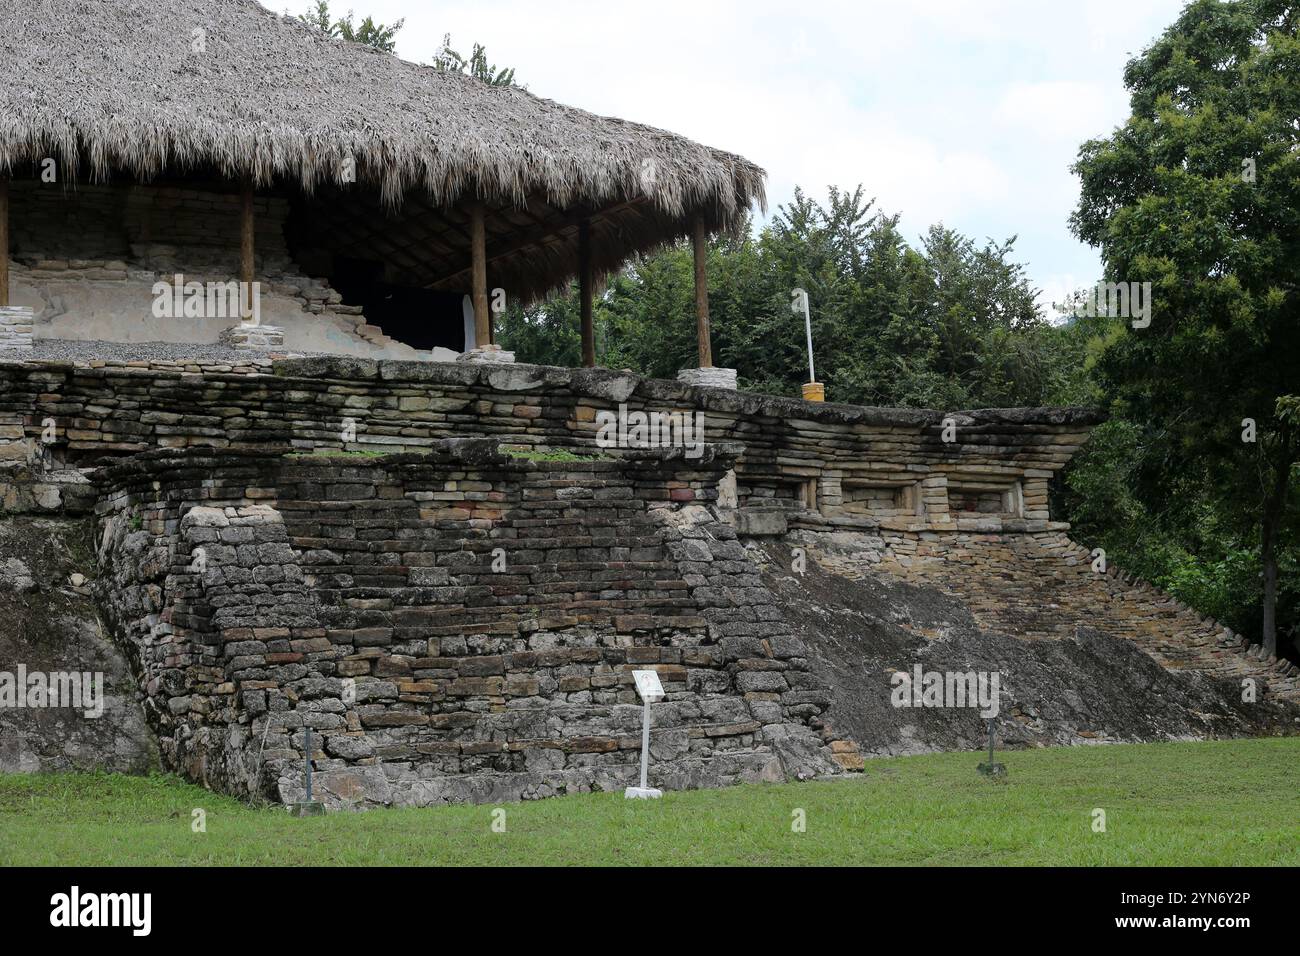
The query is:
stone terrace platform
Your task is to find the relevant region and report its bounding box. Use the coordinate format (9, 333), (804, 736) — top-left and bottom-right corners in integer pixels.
(2, 354), (1289, 808)
(0, 354), (1102, 535)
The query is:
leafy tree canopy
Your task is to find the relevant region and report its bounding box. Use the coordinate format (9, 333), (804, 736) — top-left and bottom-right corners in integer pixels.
(1070, 0), (1299, 655)
(503, 186), (1079, 411)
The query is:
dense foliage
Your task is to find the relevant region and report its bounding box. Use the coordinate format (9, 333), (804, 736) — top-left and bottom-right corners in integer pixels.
(1070, 0), (1299, 656)
(501, 188), (1092, 410)
(298, 4), (520, 88)
(298, 1), (404, 51)
(430, 33), (521, 88)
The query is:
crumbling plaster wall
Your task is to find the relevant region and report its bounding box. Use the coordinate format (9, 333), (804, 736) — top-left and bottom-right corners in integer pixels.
(4, 180), (426, 357)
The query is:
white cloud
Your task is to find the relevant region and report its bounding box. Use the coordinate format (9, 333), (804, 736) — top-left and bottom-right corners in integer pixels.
(996, 82), (1128, 142)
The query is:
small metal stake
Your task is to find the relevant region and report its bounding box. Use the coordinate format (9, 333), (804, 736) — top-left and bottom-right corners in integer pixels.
(292, 724), (325, 816)
(977, 718), (1006, 777)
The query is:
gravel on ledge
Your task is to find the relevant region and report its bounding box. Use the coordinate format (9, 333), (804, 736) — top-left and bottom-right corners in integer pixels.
(3, 340), (390, 365)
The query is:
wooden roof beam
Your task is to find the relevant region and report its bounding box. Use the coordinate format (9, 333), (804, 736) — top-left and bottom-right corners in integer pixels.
(425, 198), (648, 288)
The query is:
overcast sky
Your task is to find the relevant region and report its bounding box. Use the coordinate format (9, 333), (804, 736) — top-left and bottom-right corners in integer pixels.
(314, 0), (1189, 314)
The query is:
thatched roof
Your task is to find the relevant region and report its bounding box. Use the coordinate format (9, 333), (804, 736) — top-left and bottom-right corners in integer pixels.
(0, 0), (766, 298)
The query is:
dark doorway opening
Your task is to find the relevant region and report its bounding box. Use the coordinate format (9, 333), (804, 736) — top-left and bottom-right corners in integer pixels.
(330, 257), (468, 352)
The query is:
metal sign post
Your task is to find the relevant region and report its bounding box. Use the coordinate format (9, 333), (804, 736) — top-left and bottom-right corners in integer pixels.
(625, 670), (665, 799)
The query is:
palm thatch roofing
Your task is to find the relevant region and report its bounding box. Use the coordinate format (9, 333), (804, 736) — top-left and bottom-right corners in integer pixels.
(0, 0), (766, 299)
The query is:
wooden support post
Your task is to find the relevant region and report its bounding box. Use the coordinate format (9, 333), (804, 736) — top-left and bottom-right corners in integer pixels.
(468, 200), (491, 349)
(692, 217), (712, 368)
(239, 180), (255, 321)
(579, 218), (595, 367)
(0, 177), (9, 307)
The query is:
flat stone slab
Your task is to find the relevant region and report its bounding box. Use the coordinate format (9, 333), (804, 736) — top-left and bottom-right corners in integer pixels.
(458, 346), (516, 364)
(220, 323), (285, 350)
(735, 509), (789, 536)
(677, 366), (737, 390)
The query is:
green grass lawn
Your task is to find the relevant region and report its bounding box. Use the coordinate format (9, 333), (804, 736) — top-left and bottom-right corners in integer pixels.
(2, 738), (1296, 866)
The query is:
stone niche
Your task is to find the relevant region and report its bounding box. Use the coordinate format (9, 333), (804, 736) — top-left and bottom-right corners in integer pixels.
(92, 441), (849, 810)
(948, 477), (1022, 517)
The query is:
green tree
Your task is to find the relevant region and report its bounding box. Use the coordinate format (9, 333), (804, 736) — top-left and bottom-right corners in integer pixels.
(1070, 0), (1299, 656)
(502, 186), (1077, 412)
(494, 287), (584, 368)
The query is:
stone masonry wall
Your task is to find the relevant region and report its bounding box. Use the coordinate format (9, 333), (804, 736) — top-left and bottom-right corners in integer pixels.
(3, 355), (1286, 797)
(92, 442), (846, 809)
(0, 306), (34, 352)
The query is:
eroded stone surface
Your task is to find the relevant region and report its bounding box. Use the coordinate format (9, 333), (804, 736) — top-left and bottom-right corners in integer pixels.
(760, 535), (1299, 757)
(0, 517), (156, 774)
(0, 355), (1290, 808)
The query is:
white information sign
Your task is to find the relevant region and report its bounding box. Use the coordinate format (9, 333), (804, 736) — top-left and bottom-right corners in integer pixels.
(632, 669), (665, 702)
(626, 670), (666, 799)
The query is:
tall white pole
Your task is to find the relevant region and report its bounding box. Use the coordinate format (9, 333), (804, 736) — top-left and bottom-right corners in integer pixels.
(793, 288), (814, 382)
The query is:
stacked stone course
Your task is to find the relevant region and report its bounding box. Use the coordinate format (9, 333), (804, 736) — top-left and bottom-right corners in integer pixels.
(0, 306), (34, 352)
(0, 357), (1098, 485)
(92, 442), (847, 808)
